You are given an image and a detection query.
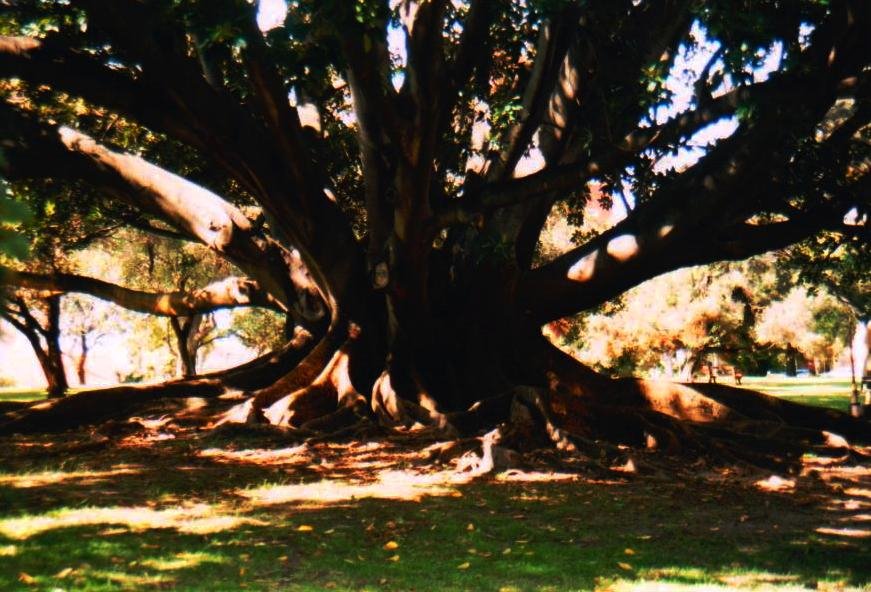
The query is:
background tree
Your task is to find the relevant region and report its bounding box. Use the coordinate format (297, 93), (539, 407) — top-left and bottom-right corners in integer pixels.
(0, 1), (868, 461)
(60, 294), (112, 385)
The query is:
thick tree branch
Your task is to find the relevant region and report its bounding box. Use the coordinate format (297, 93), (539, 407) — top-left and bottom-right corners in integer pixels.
(0, 106), (315, 315)
(484, 5), (582, 181)
(1, 268), (284, 317)
(519, 0), (871, 323)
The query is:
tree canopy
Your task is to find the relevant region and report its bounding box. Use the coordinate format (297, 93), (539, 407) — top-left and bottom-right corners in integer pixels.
(0, 1), (868, 464)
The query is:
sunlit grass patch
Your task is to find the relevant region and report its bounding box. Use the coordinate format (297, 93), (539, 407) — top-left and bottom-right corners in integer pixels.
(138, 550), (226, 571)
(738, 377), (853, 412)
(0, 466), (140, 488)
(0, 387), (45, 402)
(238, 469), (460, 507)
(0, 503), (265, 539)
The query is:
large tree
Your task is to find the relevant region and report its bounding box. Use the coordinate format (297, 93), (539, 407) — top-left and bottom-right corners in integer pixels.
(0, 1), (868, 462)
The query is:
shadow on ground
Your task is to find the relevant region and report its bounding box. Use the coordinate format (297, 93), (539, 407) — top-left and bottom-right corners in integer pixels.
(0, 418), (868, 591)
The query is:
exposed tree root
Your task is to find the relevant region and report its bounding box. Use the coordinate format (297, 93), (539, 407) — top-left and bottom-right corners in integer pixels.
(2, 335), (868, 479)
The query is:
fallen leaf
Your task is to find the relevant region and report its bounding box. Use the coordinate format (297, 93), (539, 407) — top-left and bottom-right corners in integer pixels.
(18, 573), (36, 585)
(55, 567), (74, 578)
(502, 548), (512, 555)
(325, 528), (336, 535)
(298, 525), (314, 532)
(388, 554), (400, 562)
(624, 548), (635, 555)
(467, 523), (475, 531)
(617, 562), (633, 571)
(458, 562), (471, 570)
(278, 556), (289, 562)
(383, 541), (399, 550)
(467, 548), (477, 555)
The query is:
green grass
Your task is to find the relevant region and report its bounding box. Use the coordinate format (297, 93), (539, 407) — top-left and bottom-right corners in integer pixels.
(0, 435), (868, 592)
(0, 378), (867, 590)
(0, 388), (46, 403)
(738, 376), (858, 413)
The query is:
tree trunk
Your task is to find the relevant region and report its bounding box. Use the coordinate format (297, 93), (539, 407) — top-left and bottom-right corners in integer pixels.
(785, 344), (798, 377)
(44, 295), (68, 397)
(76, 331), (88, 385)
(170, 315), (201, 378)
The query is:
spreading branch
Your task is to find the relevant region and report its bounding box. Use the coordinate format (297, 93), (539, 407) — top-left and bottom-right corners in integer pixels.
(1, 268), (285, 317)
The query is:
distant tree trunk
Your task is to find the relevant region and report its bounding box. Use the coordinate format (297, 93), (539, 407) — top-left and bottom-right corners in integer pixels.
(852, 319), (869, 381)
(76, 331), (89, 385)
(170, 314), (202, 378)
(785, 344), (798, 377)
(0, 294), (68, 397)
(42, 295), (68, 397)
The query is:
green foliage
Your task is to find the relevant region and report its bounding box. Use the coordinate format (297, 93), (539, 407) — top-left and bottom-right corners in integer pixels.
(0, 186), (31, 261)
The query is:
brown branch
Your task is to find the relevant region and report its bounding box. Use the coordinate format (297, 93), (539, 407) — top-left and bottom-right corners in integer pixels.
(0, 267), (285, 316)
(484, 5), (582, 181)
(240, 16), (326, 213)
(0, 105), (310, 312)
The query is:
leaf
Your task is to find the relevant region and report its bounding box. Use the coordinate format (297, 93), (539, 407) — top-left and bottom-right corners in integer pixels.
(466, 523), (475, 531)
(617, 562), (633, 571)
(388, 554), (400, 562)
(55, 567), (74, 578)
(18, 572), (36, 585)
(383, 540), (399, 550)
(297, 524), (314, 532)
(457, 562), (471, 570)
(502, 548), (512, 555)
(624, 548), (635, 555)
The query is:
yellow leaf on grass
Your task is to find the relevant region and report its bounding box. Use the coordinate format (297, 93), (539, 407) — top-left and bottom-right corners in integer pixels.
(297, 525), (314, 532)
(502, 548), (512, 555)
(55, 567), (74, 578)
(18, 573), (36, 585)
(388, 554), (400, 562)
(458, 562), (471, 570)
(383, 541), (399, 550)
(624, 548), (635, 555)
(467, 523), (475, 531)
(617, 562), (633, 571)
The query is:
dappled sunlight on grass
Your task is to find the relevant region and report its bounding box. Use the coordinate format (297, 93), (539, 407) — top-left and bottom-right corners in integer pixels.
(139, 550), (227, 571)
(494, 470), (580, 483)
(0, 502), (265, 539)
(0, 466), (140, 488)
(238, 469), (462, 507)
(815, 526), (871, 538)
(200, 444), (312, 467)
(0, 429), (869, 591)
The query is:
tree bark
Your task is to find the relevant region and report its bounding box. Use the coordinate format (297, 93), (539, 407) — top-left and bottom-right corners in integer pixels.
(76, 331), (88, 385)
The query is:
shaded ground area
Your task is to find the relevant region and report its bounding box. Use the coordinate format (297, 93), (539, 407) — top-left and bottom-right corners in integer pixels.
(0, 400), (869, 592)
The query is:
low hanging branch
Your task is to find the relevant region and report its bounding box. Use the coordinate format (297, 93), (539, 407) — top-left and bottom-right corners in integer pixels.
(0, 268), (285, 317)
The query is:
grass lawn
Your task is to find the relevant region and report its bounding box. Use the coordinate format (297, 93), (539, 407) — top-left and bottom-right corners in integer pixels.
(0, 425), (868, 591)
(0, 387), (46, 403)
(0, 381), (868, 591)
(738, 376), (858, 413)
